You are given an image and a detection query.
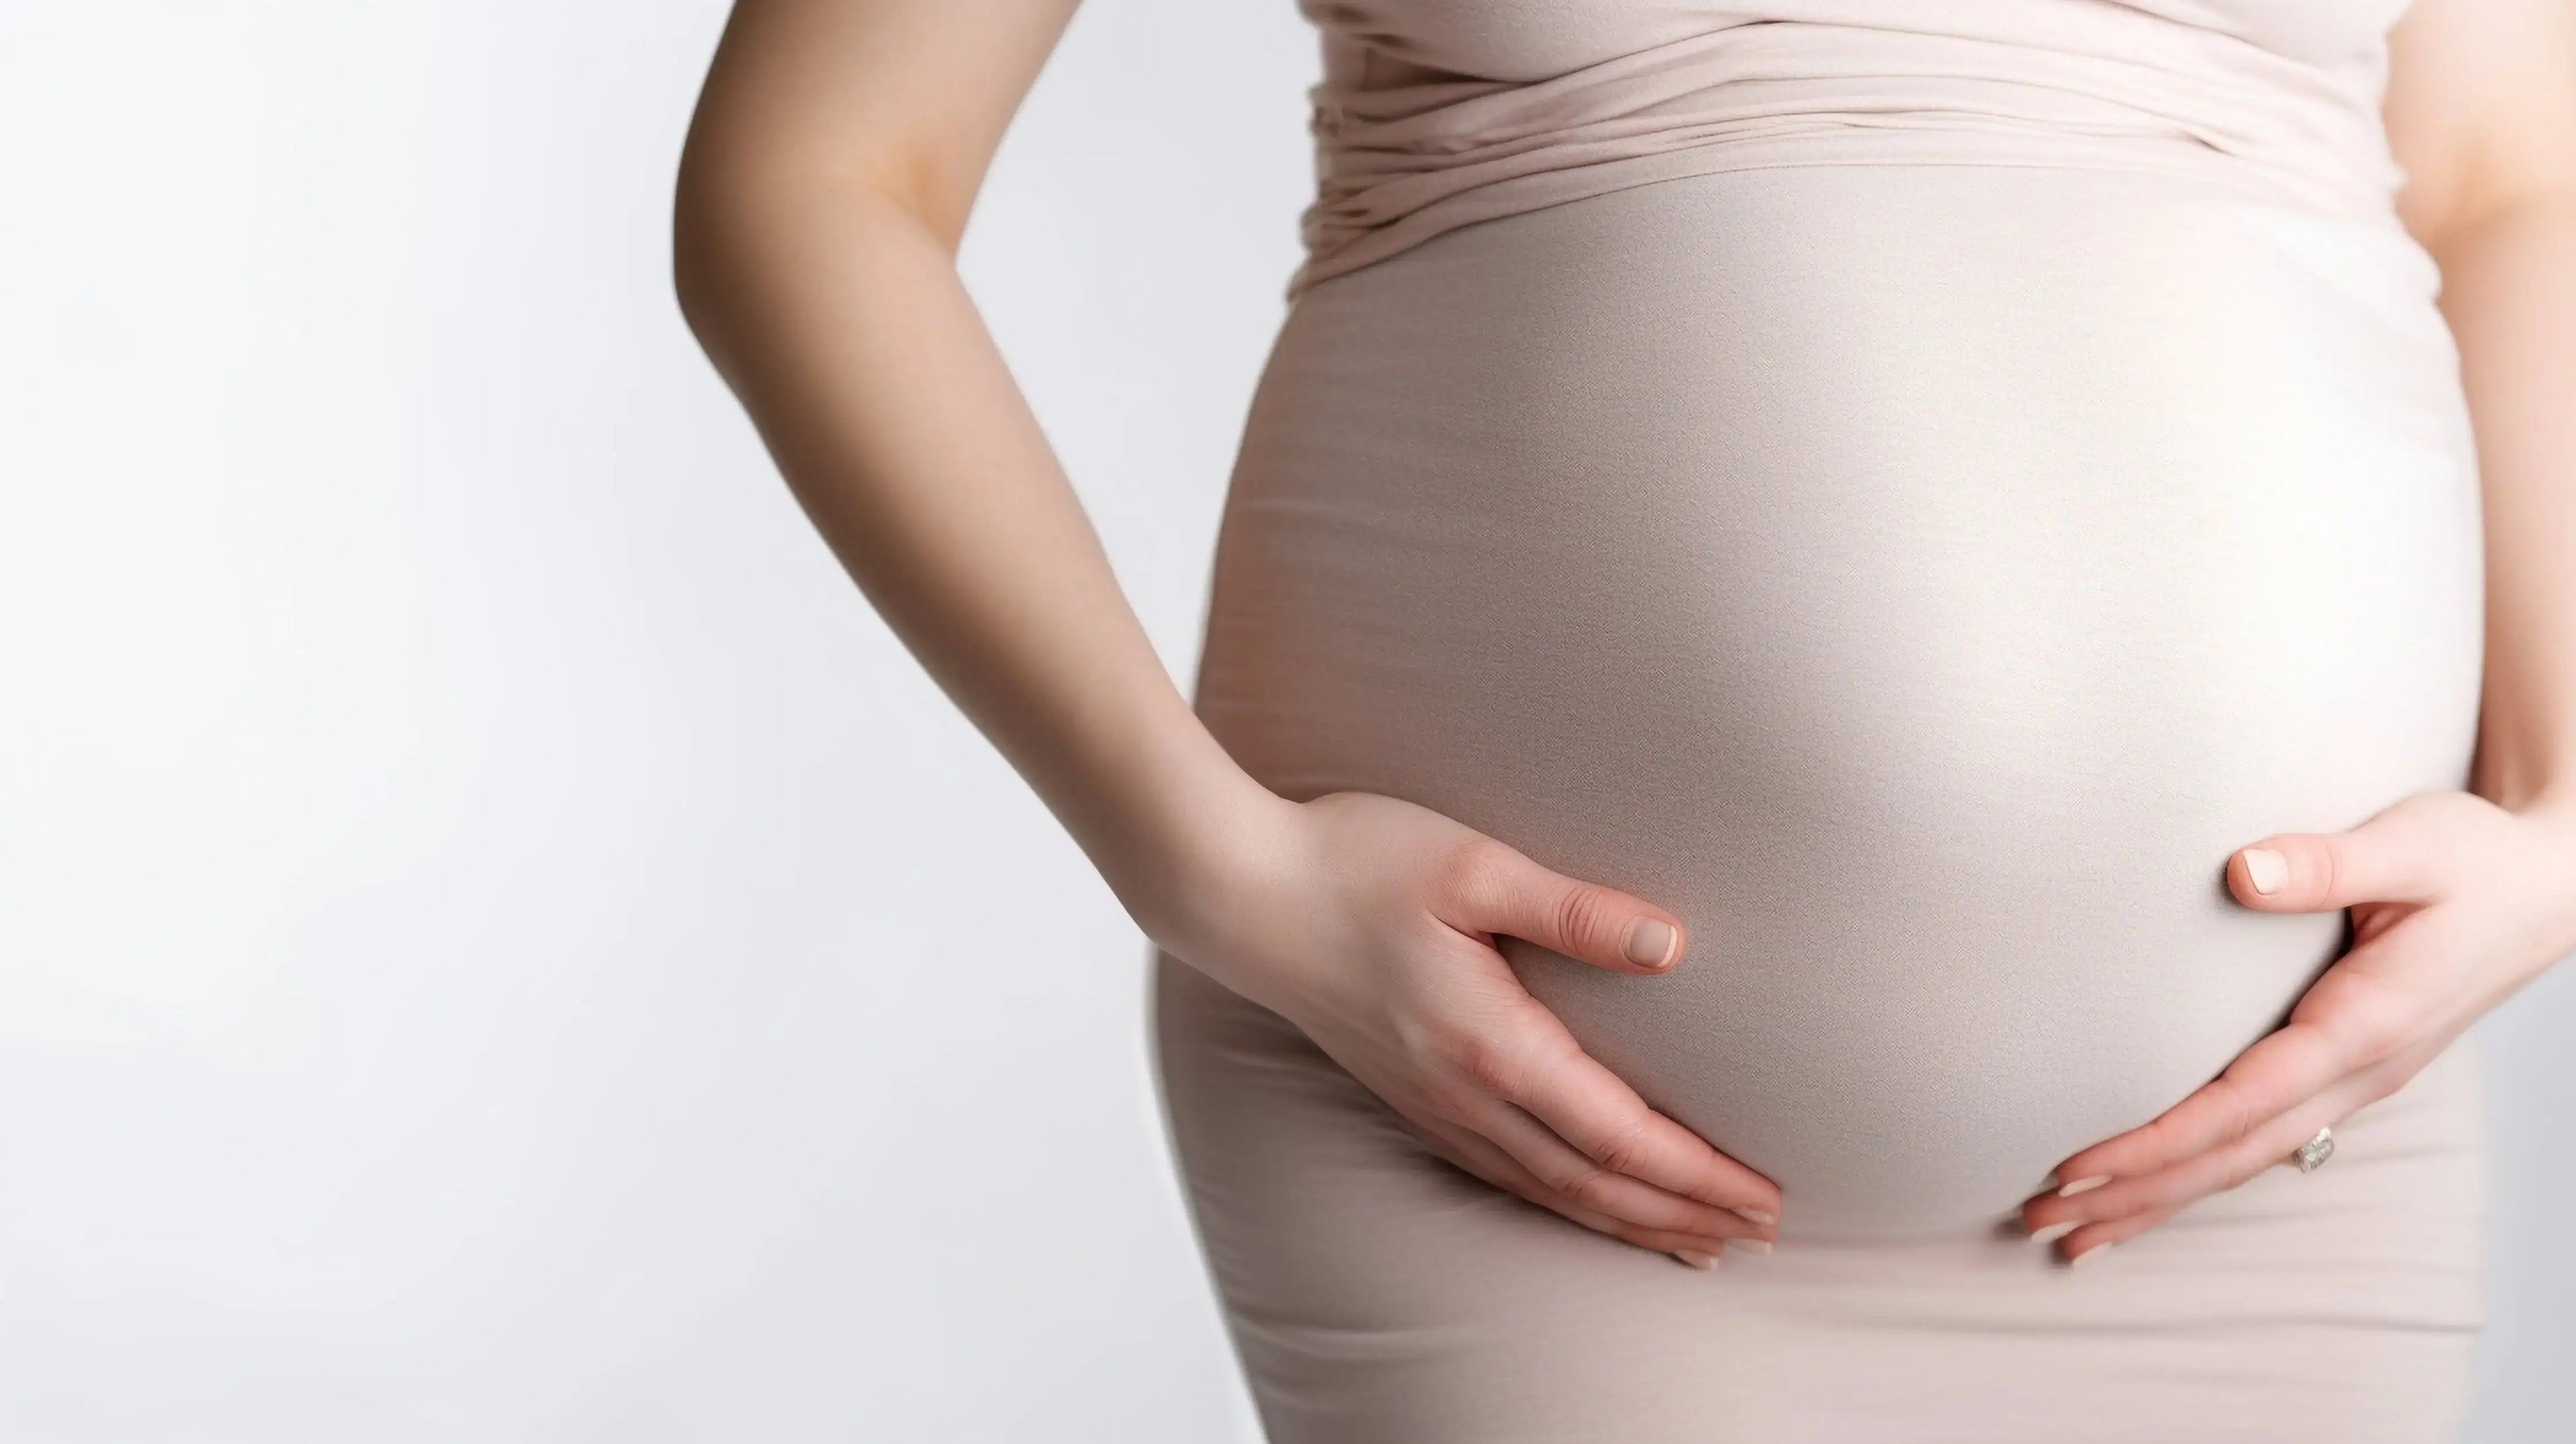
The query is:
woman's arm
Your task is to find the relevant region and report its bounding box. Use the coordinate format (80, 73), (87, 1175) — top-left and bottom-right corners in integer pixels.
(674, 0), (1780, 1263)
(674, 0), (1258, 922)
(2019, 0), (2576, 1262)
(2390, 0), (2576, 815)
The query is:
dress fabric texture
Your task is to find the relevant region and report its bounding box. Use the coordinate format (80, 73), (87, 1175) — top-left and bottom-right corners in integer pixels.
(1155, 2), (2489, 1438)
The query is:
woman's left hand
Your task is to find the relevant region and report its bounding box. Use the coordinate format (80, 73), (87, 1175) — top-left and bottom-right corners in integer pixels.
(2019, 788), (2576, 1264)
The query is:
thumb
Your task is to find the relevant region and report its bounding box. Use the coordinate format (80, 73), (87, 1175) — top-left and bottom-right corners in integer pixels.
(1442, 840), (1686, 975)
(2229, 809), (2446, 914)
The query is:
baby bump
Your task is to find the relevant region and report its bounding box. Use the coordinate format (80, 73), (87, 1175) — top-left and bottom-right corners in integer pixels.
(1193, 164), (2485, 1240)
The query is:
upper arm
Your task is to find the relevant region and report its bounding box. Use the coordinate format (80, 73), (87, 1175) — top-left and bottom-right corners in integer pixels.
(674, 0), (1081, 258)
(2386, 0), (2576, 255)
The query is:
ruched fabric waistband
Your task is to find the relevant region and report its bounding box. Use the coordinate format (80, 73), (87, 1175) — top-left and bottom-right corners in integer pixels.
(1291, 6), (2406, 295)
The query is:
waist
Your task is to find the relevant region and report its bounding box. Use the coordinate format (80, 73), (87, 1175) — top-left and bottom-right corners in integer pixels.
(1205, 162), (2485, 1235)
(1297, 15), (2405, 293)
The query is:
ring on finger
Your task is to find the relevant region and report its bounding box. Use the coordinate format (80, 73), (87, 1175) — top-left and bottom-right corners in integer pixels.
(2290, 1126), (2335, 1173)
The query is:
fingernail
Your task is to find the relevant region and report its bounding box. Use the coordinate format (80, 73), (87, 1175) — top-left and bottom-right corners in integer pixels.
(1623, 918), (1677, 968)
(2028, 1221), (2077, 1246)
(2067, 1242), (2110, 1269)
(1725, 1238), (1772, 1255)
(2057, 1176), (2110, 1198)
(1732, 1207), (1776, 1227)
(1672, 1249), (1718, 1271)
(2242, 847), (2288, 895)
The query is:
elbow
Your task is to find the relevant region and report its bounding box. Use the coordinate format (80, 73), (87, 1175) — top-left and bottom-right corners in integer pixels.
(669, 154), (743, 365)
(2402, 133), (2576, 271)
(667, 147), (963, 370)
(668, 129), (788, 368)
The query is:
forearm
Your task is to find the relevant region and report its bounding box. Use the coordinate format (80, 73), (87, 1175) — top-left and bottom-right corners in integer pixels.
(674, 170), (1280, 939)
(2432, 191), (2576, 817)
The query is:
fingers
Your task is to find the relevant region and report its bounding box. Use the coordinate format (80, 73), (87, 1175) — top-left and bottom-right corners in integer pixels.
(1360, 822), (1779, 1261)
(2051, 937), (2419, 1183)
(2023, 1080), (2371, 1249)
(2229, 806), (2451, 915)
(2051, 1203), (2176, 1266)
(2018, 792), (2490, 1266)
(2053, 1022), (2338, 1184)
(1436, 838), (1686, 975)
(2029, 1048), (2429, 1263)
(1488, 1021), (1782, 1225)
(1394, 996), (1782, 1248)
(1401, 1116), (1744, 1265)
(1470, 1097), (1776, 1245)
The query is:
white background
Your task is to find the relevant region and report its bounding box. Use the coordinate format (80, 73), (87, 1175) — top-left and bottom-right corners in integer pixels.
(0, 1), (2567, 1439)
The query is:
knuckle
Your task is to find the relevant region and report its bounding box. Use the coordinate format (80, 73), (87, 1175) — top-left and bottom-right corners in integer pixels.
(2132, 1117), (2188, 1168)
(2308, 838), (2341, 905)
(1418, 1075), (1485, 1123)
(1450, 1028), (1523, 1096)
(1389, 1009), (1444, 1068)
(1586, 1114), (1657, 1175)
(2206, 1080), (2266, 1147)
(1550, 883), (1615, 953)
(1559, 1166), (1622, 1211)
(1432, 836), (1516, 910)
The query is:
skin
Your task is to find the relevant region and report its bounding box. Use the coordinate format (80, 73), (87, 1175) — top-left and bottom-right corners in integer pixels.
(674, 0), (2575, 1273)
(2020, 0), (2576, 1265)
(671, 0), (1776, 1264)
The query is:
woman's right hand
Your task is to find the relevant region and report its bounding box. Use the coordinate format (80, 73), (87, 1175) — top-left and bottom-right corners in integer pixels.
(1152, 789), (1782, 1267)
(671, 0), (1772, 1268)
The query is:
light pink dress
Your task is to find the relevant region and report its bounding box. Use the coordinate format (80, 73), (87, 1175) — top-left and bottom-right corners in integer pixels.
(1156, 3), (2486, 1437)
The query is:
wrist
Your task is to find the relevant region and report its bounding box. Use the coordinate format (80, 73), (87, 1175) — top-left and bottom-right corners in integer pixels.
(1091, 749), (1303, 959)
(2491, 790), (2576, 972)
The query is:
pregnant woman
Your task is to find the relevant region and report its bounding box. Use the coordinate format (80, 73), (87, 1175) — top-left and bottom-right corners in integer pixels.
(675, 1), (2576, 1437)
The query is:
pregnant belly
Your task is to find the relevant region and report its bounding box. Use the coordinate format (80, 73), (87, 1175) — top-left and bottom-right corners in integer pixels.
(1192, 164), (2485, 1240)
